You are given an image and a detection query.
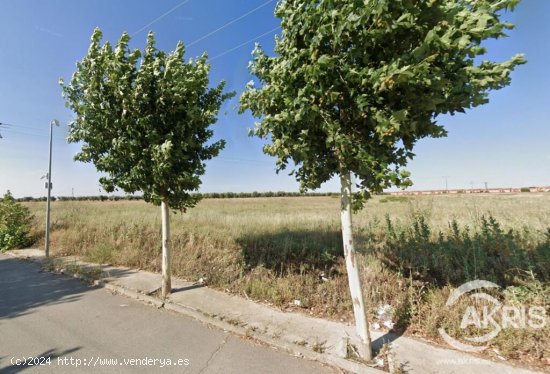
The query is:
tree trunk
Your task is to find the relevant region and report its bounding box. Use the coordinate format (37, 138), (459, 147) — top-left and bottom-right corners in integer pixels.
(340, 172), (373, 360)
(161, 201), (172, 298)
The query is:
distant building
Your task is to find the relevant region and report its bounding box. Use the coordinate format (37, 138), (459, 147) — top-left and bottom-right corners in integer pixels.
(388, 186), (550, 196)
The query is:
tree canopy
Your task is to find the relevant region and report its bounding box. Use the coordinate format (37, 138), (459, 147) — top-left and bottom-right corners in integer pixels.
(241, 0), (525, 206)
(61, 28), (233, 210)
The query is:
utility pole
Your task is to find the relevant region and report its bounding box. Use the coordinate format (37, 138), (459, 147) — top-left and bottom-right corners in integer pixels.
(45, 119), (59, 258)
(443, 175), (449, 193)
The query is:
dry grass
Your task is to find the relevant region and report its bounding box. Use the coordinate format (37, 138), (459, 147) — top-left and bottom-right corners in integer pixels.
(23, 193), (550, 370)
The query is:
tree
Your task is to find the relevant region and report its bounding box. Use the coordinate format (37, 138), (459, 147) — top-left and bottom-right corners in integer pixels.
(240, 0), (525, 359)
(0, 191), (33, 252)
(61, 28), (233, 298)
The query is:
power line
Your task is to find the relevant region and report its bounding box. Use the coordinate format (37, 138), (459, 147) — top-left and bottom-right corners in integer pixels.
(3, 124), (51, 134)
(1, 121), (66, 140)
(132, 0), (192, 37)
(0, 121), (10, 138)
(1, 121), (58, 134)
(208, 26), (280, 62)
(15, 124), (50, 131)
(2, 128), (47, 137)
(187, 0), (275, 48)
(130, 1), (280, 64)
(1, 128), (65, 141)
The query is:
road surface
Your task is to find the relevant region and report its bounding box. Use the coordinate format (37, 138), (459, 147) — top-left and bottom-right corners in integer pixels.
(0, 253), (335, 373)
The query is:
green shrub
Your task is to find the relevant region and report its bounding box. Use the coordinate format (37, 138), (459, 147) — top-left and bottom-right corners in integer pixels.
(379, 196), (409, 203)
(376, 213), (549, 286)
(0, 191), (34, 251)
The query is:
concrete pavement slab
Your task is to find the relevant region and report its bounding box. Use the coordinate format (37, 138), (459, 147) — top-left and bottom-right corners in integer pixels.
(0, 252), (335, 374)
(6, 248), (543, 374)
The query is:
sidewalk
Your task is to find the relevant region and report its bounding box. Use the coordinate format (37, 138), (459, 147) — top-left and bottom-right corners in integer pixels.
(7, 249), (541, 374)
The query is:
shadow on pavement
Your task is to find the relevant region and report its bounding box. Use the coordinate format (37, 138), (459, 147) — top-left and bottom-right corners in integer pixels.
(171, 284), (205, 294)
(0, 255), (125, 320)
(372, 330), (405, 354)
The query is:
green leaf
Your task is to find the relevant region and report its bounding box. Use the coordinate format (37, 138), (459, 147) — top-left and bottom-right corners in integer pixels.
(239, 0), (525, 206)
(61, 29), (233, 211)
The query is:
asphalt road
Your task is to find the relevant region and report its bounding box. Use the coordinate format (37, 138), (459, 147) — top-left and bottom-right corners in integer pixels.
(0, 253), (335, 373)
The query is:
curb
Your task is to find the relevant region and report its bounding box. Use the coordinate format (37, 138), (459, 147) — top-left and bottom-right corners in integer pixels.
(161, 300), (377, 374)
(5, 251), (381, 373)
(103, 282), (379, 373)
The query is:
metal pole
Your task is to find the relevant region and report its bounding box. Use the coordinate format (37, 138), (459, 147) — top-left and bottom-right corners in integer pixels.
(45, 119), (59, 257)
(443, 176), (449, 193)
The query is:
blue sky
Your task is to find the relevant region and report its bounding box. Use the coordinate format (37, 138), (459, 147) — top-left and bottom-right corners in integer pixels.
(0, 0), (548, 197)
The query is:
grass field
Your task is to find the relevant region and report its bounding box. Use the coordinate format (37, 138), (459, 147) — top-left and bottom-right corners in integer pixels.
(24, 193), (550, 369)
